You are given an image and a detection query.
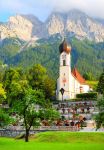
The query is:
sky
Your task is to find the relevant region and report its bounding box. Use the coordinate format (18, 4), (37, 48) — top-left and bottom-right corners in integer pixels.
(0, 0), (104, 22)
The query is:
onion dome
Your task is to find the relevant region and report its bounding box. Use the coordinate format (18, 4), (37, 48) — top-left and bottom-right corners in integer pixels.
(59, 39), (71, 54)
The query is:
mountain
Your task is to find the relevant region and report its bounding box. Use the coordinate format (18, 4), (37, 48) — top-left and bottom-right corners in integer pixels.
(95, 18), (104, 25)
(0, 15), (46, 41)
(46, 10), (104, 42)
(0, 10), (104, 80)
(0, 9), (104, 42)
(0, 36), (104, 80)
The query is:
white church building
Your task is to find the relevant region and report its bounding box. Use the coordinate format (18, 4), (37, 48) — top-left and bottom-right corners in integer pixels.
(57, 39), (90, 100)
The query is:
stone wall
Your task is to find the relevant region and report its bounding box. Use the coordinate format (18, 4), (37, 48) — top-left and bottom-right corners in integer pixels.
(0, 126), (79, 137)
(0, 129), (35, 137)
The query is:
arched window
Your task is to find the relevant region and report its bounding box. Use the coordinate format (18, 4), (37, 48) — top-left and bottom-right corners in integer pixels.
(63, 60), (66, 66)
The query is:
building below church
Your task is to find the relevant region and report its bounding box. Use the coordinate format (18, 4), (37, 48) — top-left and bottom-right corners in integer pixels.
(57, 39), (90, 100)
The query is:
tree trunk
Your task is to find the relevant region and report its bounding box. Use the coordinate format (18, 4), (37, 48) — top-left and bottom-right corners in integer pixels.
(25, 129), (29, 142)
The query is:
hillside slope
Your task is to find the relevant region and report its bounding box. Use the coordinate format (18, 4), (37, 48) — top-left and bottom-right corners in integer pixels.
(0, 36), (103, 80)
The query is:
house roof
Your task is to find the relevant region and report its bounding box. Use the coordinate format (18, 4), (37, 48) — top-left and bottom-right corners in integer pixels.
(72, 68), (86, 84)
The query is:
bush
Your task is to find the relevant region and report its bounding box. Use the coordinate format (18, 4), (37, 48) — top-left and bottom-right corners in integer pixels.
(76, 92), (98, 100)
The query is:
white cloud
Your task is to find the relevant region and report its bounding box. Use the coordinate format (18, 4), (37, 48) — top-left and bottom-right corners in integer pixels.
(41, 0), (104, 19)
(0, 0), (104, 21)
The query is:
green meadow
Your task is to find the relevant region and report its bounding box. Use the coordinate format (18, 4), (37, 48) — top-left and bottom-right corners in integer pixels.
(0, 132), (104, 150)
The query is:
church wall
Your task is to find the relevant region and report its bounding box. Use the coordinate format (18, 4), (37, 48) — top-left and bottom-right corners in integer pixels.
(58, 66), (71, 100)
(69, 74), (75, 98)
(69, 75), (81, 99)
(81, 84), (90, 93)
(60, 52), (70, 66)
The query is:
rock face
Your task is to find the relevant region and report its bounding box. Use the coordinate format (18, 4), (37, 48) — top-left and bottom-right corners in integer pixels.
(46, 10), (104, 42)
(8, 15), (33, 41)
(0, 15), (45, 41)
(0, 9), (104, 42)
(46, 13), (65, 35)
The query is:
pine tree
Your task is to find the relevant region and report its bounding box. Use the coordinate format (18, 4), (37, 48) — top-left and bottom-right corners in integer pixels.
(97, 69), (104, 95)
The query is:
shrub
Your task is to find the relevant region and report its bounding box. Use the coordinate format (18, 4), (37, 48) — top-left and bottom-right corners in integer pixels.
(76, 92), (98, 100)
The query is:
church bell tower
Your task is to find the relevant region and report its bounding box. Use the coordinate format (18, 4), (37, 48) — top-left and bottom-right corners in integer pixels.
(57, 39), (72, 100)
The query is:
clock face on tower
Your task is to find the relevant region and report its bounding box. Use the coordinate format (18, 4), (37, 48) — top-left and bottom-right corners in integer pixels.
(62, 77), (67, 83)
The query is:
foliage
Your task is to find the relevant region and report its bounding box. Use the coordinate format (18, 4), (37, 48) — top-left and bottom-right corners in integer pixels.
(0, 64), (59, 142)
(11, 86), (59, 142)
(83, 72), (94, 80)
(3, 67), (27, 106)
(0, 83), (6, 97)
(0, 109), (13, 127)
(0, 83), (6, 103)
(95, 96), (104, 129)
(86, 80), (98, 91)
(1, 65), (59, 140)
(76, 92), (98, 100)
(12, 88), (45, 141)
(28, 64), (47, 89)
(0, 38), (23, 63)
(97, 69), (104, 95)
(28, 64), (55, 99)
(0, 36), (104, 80)
(39, 108), (60, 125)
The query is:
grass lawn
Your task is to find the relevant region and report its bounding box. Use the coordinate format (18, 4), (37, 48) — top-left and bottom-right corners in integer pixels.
(0, 132), (104, 150)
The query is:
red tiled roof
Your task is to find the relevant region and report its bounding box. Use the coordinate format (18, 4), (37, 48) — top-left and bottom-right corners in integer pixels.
(72, 68), (85, 84)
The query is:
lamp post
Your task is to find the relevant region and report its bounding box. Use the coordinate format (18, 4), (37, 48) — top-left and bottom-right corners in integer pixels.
(60, 88), (65, 101)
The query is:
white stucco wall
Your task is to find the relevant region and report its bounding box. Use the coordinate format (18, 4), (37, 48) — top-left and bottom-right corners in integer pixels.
(60, 52), (71, 66)
(82, 84), (90, 93)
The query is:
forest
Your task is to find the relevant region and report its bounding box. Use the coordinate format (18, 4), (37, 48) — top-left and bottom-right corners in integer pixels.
(0, 35), (104, 80)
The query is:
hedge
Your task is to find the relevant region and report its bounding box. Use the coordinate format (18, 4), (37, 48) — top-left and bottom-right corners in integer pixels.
(76, 92), (98, 100)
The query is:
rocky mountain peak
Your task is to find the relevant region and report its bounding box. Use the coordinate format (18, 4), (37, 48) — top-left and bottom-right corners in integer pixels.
(0, 10), (104, 42)
(46, 10), (104, 42)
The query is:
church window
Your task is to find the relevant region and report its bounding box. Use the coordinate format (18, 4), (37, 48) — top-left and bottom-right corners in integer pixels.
(63, 60), (66, 66)
(62, 54), (66, 59)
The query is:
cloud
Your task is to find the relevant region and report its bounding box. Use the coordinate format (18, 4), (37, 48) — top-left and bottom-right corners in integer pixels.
(0, 0), (104, 21)
(41, 0), (104, 19)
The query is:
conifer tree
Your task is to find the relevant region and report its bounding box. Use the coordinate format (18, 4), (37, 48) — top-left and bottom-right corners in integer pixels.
(97, 69), (104, 95)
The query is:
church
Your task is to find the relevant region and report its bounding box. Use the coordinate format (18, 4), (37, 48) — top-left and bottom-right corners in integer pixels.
(57, 39), (90, 100)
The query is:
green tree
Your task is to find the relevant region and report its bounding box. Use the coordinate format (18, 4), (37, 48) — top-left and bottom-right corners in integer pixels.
(12, 87), (58, 142)
(2, 66), (59, 142)
(0, 109), (13, 128)
(43, 77), (55, 100)
(28, 64), (55, 99)
(97, 69), (104, 95)
(0, 83), (6, 98)
(95, 96), (104, 129)
(3, 67), (27, 106)
(28, 64), (47, 89)
(83, 72), (95, 80)
(0, 83), (6, 104)
(41, 108), (60, 125)
(12, 88), (43, 142)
